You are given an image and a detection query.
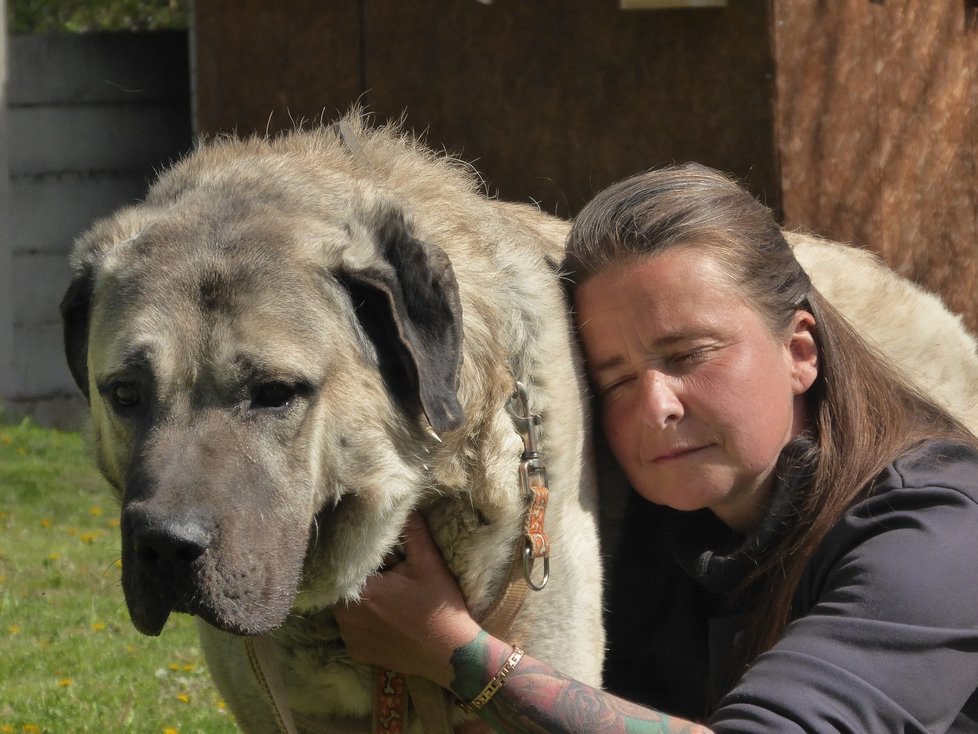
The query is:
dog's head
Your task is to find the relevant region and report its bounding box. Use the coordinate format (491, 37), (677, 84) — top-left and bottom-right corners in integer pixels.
(61, 134), (466, 636)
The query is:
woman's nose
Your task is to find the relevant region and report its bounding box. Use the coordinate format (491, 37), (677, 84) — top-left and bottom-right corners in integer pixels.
(640, 370), (684, 428)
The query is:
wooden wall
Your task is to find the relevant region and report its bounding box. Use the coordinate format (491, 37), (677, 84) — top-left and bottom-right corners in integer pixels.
(193, 0), (978, 331)
(193, 0), (779, 218)
(773, 1), (978, 331)
(1, 32), (192, 425)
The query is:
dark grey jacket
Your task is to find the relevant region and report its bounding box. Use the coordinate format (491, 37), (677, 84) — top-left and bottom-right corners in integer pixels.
(603, 440), (978, 733)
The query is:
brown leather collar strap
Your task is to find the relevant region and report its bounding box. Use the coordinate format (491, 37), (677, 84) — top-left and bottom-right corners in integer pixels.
(508, 381), (551, 591)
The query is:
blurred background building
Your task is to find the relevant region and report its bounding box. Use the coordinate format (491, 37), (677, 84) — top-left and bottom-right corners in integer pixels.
(1, 0), (975, 425)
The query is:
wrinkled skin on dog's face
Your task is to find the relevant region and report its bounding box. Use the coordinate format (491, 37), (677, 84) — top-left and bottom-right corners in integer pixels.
(88, 222), (334, 635)
(70, 191), (464, 637)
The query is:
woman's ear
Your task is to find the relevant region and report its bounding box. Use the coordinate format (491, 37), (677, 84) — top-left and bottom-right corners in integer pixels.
(788, 310), (818, 395)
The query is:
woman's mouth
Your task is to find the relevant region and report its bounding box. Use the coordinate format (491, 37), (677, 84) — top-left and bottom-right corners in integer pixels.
(652, 445), (709, 463)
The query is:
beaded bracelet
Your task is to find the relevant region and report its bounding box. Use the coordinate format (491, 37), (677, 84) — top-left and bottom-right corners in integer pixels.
(457, 645), (525, 713)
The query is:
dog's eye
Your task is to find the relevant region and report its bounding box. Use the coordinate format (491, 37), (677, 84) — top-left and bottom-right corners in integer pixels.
(250, 382), (297, 410)
(110, 383), (141, 409)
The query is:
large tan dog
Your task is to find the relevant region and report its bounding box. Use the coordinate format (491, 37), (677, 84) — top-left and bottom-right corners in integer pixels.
(61, 115), (603, 732)
(61, 114), (978, 732)
(790, 232), (978, 432)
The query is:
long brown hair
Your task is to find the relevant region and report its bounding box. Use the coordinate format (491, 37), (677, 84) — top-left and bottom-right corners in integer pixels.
(564, 163), (976, 662)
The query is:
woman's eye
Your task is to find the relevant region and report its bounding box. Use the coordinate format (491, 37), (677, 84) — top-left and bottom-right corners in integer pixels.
(250, 382), (298, 410)
(599, 377), (632, 398)
(111, 383), (141, 409)
(670, 349), (708, 367)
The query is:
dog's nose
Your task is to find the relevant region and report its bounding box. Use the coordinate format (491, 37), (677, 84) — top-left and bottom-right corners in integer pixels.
(127, 511), (211, 572)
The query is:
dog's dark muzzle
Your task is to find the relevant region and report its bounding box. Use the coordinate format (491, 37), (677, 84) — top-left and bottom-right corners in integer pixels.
(119, 493), (303, 638)
(121, 503), (215, 635)
(129, 508), (212, 573)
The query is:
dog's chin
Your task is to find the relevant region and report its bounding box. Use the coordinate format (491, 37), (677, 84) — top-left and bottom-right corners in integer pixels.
(128, 598), (292, 637)
(129, 603), (174, 637)
(190, 600), (292, 637)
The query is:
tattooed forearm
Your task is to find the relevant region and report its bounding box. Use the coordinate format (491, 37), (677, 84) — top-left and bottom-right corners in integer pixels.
(448, 634), (712, 734)
(449, 630), (496, 702)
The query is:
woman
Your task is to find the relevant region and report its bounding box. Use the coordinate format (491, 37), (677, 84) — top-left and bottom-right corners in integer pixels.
(335, 164), (978, 732)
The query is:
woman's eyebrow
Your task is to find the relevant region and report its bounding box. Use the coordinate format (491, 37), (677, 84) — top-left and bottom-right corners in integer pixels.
(590, 331), (716, 375)
(590, 354), (626, 376)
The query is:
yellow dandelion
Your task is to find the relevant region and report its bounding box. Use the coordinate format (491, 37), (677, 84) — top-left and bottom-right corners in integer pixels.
(0, 575), (6, 584)
(40, 518), (51, 529)
(108, 518), (120, 528)
(2, 724), (14, 732)
(91, 622), (107, 632)
(217, 699), (227, 711)
(79, 531), (104, 544)
(176, 692), (191, 704)
(163, 728), (179, 734)
(114, 559), (123, 569)
(8, 625), (21, 635)
(22, 724), (41, 734)
(168, 662), (181, 671)
(1, 433), (12, 444)
(58, 677), (73, 687)
(48, 552), (61, 561)
(182, 663), (195, 672)
(89, 506), (104, 517)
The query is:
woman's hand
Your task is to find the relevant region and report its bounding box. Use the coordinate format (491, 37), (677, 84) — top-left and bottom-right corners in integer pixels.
(336, 512), (713, 734)
(334, 511), (484, 689)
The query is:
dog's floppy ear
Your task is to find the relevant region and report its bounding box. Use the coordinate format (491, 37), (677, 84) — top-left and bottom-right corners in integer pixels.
(60, 264), (95, 402)
(340, 212), (465, 435)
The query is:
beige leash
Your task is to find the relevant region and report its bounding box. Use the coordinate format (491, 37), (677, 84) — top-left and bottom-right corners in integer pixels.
(245, 636), (300, 734)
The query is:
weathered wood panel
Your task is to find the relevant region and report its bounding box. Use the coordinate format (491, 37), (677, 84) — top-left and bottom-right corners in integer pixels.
(365, 0), (777, 216)
(6, 31), (190, 105)
(192, 0), (779, 216)
(12, 320), (72, 396)
(773, 1), (978, 331)
(12, 250), (76, 325)
(7, 104), (190, 176)
(0, 0), (13, 395)
(193, 0), (362, 137)
(8, 173), (153, 255)
(1, 31), (192, 422)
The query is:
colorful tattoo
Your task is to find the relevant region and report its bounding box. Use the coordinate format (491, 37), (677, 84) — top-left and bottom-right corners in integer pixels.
(449, 630), (496, 702)
(448, 633), (711, 734)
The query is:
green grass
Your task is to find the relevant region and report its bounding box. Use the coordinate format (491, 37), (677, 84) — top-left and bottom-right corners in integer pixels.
(0, 415), (237, 733)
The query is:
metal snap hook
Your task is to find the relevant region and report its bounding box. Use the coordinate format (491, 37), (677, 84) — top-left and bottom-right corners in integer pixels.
(522, 542), (550, 591)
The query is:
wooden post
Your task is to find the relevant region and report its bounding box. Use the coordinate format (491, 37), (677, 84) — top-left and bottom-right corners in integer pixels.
(772, 0), (978, 332)
(0, 0), (14, 404)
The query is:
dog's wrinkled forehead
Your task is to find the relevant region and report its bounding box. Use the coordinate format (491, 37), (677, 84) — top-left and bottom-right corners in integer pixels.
(87, 208), (362, 391)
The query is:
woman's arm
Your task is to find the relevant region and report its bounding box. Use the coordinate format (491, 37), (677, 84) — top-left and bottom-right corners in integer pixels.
(451, 629), (710, 734)
(334, 512), (710, 734)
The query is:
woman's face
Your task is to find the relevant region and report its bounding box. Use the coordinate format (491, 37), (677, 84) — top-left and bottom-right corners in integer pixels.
(574, 247), (818, 533)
